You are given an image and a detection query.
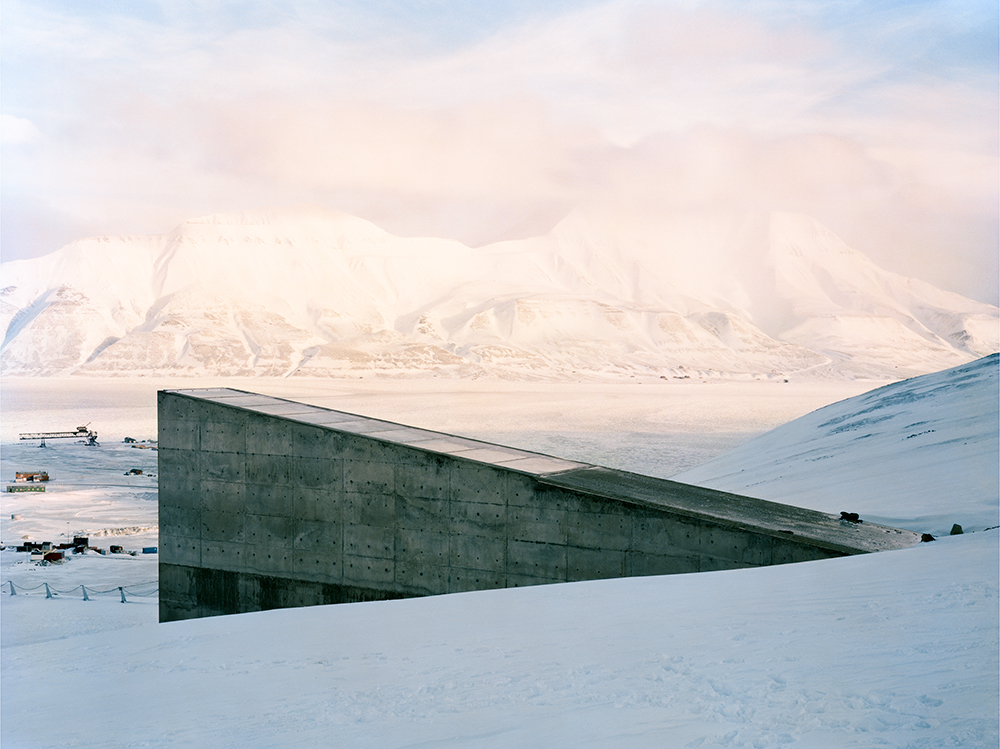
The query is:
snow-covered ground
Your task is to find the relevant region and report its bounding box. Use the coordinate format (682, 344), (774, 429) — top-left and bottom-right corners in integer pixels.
(0, 437), (160, 649)
(674, 354), (1000, 537)
(3, 531), (996, 748)
(1, 365), (997, 747)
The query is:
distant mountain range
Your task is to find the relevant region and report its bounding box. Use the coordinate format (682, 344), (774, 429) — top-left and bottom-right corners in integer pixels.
(2, 204), (996, 379)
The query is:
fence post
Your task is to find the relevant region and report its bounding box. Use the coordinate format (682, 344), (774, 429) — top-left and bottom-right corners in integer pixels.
(119, 586), (127, 603)
(82, 585), (89, 601)
(44, 583), (53, 599)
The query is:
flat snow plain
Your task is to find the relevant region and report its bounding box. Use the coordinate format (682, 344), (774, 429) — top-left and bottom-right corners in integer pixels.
(1, 369), (997, 748)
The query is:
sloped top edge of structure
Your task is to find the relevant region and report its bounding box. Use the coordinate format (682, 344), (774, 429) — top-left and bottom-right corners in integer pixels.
(541, 468), (921, 554)
(163, 387), (923, 554)
(164, 387), (589, 476)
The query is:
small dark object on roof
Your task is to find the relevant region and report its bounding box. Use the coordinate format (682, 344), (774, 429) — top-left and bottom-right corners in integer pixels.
(840, 512), (862, 523)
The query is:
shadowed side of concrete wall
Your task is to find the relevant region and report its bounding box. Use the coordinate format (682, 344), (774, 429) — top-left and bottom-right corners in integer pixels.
(158, 390), (910, 622)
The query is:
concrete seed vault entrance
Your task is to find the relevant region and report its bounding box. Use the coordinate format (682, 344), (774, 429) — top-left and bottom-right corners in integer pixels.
(158, 388), (921, 622)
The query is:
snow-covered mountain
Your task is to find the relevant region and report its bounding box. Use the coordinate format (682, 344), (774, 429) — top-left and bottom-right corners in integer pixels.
(2, 204), (996, 379)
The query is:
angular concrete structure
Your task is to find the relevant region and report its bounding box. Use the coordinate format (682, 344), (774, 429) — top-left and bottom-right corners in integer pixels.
(158, 388), (921, 622)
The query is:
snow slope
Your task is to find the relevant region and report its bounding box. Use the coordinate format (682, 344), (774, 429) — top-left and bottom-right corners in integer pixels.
(1, 361), (997, 747)
(674, 354), (1000, 537)
(2, 530), (996, 748)
(2, 205), (995, 379)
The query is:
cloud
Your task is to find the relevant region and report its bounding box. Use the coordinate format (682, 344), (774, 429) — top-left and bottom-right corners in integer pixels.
(0, 0), (996, 304)
(0, 114), (42, 145)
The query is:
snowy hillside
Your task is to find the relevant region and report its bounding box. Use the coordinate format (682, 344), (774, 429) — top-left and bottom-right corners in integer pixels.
(3, 531), (996, 748)
(1, 359), (997, 746)
(674, 354), (1000, 536)
(2, 205), (996, 379)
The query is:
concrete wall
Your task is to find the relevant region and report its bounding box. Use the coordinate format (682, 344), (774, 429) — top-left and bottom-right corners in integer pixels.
(159, 389), (920, 622)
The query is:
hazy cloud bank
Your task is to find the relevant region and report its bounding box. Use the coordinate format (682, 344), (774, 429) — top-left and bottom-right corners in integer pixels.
(2, 0), (997, 303)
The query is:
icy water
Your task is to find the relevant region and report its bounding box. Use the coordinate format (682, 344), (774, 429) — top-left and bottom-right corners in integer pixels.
(0, 374), (871, 638)
(6, 375), (995, 749)
(0, 375), (870, 603)
(0, 376), (873, 477)
(0, 373), (876, 570)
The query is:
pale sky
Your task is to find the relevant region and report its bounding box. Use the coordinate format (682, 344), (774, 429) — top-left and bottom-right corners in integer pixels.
(2, 0), (997, 304)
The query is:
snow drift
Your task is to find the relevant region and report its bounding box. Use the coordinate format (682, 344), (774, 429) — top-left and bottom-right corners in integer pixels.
(674, 354), (1000, 536)
(1, 355), (997, 746)
(2, 205), (996, 379)
(3, 531), (996, 748)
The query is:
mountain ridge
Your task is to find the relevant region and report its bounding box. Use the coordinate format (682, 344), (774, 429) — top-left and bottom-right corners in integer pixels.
(2, 205), (996, 380)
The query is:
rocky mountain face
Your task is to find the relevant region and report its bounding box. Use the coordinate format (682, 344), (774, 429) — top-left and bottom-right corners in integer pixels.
(2, 204), (996, 380)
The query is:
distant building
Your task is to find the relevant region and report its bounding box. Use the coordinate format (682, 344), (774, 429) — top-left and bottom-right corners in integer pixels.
(15, 471), (49, 483)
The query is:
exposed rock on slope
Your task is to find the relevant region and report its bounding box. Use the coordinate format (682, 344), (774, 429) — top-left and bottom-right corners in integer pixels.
(2, 205), (996, 379)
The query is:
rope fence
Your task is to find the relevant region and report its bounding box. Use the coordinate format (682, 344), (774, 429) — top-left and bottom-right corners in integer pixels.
(2, 580), (158, 602)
